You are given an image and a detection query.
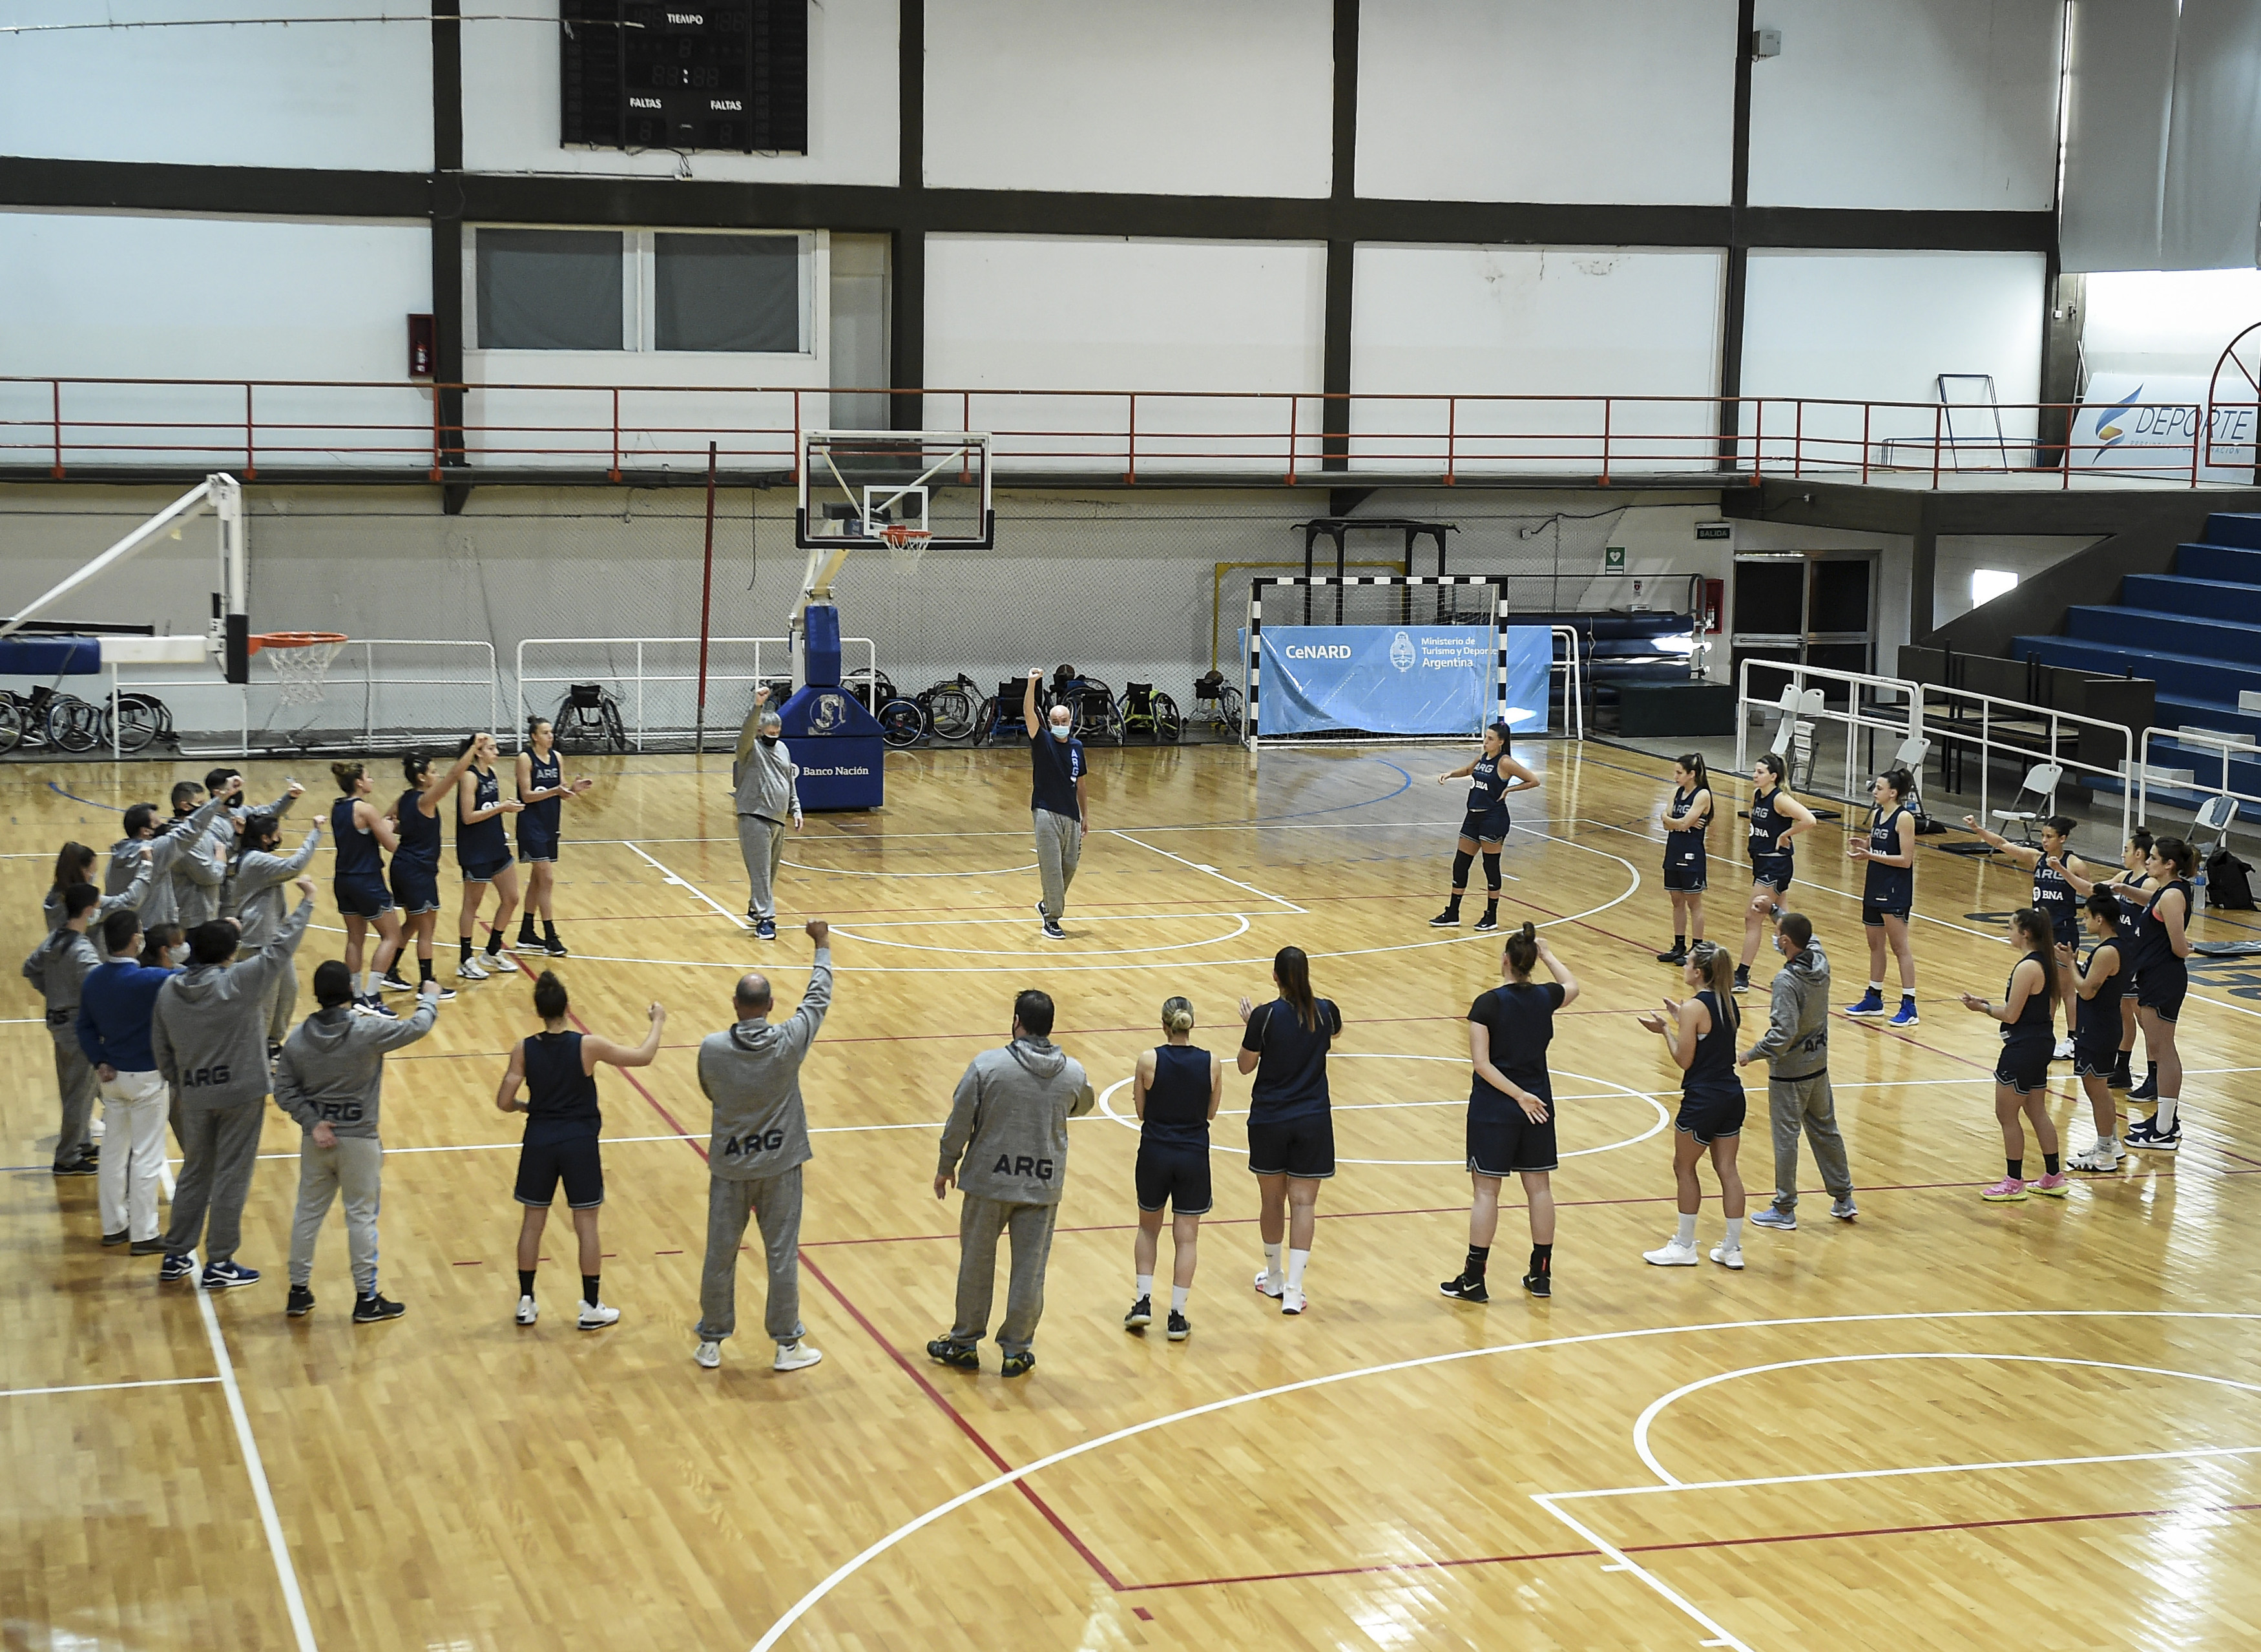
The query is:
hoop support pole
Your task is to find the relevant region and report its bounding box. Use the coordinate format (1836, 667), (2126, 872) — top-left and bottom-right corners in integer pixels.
(696, 442), (717, 755)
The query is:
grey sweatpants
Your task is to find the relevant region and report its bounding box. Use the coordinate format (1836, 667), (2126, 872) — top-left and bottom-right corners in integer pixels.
(694, 1166), (804, 1344)
(1767, 1070), (1852, 1210)
(1032, 808), (1081, 923)
(738, 812), (787, 922)
(265, 965), (298, 1046)
(163, 1100), (266, 1263)
(50, 1037), (98, 1164)
(289, 1135), (382, 1296)
(947, 1195), (1059, 1356)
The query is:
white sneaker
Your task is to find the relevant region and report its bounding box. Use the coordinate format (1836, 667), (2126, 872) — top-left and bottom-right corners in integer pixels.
(486, 950), (520, 974)
(694, 1339), (722, 1368)
(1710, 1245), (1745, 1270)
(577, 1299), (620, 1330)
(458, 958), (490, 982)
(2068, 1140), (2123, 1173)
(1643, 1238), (1700, 1267)
(90, 1116), (105, 1141)
(1253, 1267), (1284, 1299)
(2054, 1037), (2075, 1060)
(1280, 1286), (1308, 1316)
(773, 1341), (823, 1372)
(514, 1294), (537, 1325)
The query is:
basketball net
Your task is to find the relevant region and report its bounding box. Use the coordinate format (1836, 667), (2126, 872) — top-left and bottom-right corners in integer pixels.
(251, 633), (348, 707)
(878, 522), (933, 569)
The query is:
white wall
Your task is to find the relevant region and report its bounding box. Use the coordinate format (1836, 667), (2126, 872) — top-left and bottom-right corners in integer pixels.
(0, 1), (432, 171)
(1349, 245), (1725, 472)
(1740, 250), (2048, 469)
(2082, 269), (2261, 380)
(1746, 0), (2063, 211)
(460, 0), (899, 185)
(1933, 534), (2105, 627)
(924, 236), (1327, 473)
(1357, 0), (1735, 204)
(923, 0), (1333, 196)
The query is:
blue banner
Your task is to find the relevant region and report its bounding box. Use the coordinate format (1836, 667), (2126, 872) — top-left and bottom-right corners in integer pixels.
(1251, 625), (1552, 737)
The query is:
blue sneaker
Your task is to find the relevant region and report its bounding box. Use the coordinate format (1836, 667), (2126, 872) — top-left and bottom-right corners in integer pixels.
(1751, 1206), (1797, 1231)
(201, 1259), (262, 1291)
(754, 918), (777, 941)
(1844, 991), (1885, 1017)
(1888, 998), (1920, 1028)
(1043, 920), (1067, 940)
(158, 1252), (198, 1283)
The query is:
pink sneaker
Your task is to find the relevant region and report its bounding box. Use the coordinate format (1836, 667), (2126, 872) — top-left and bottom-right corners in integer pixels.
(2029, 1173), (2069, 1198)
(1981, 1177), (2028, 1202)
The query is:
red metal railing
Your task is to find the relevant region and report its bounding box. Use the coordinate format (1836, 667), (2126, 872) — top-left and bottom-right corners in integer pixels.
(0, 377), (2233, 488)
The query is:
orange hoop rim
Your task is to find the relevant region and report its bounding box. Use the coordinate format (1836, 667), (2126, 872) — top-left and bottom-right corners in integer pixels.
(877, 524), (932, 550)
(247, 631), (349, 655)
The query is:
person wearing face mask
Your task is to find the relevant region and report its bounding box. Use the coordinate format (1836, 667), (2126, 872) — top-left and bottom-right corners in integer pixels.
(78, 909), (187, 1253)
(732, 685), (803, 942)
(1022, 669), (1088, 942)
(104, 780), (237, 933)
(1737, 910), (1855, 1230)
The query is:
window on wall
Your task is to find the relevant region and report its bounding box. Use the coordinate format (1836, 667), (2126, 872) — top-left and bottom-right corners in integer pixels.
(1971, 569), (2019, 607)
(469, 227), (810, 353)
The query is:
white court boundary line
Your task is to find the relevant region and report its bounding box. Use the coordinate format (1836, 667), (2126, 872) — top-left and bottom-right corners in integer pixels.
(747, 1308), (2261, 1651)
(0, 1375), (223, 1400)
(829, 913), (1253, 959)
(1096, 1057), (1670, 1168)
(1110, 830), (1309, 913)
(783, 858), (1040, 878)
(624, 840), (749, 928)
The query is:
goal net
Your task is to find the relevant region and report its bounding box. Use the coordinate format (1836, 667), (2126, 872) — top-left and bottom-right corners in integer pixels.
(1245, 575), (1561, 747)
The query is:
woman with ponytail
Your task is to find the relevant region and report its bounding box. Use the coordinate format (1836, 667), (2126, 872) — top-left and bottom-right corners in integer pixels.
(329, 761), (405, 1018)
(1444, 921), (1578, 1303)
(1125, 996), (1222, 1342)
(1638, 940), (1749, 1270)
(1432, 722), (1541, 933)
(1656, 754), (1715, 965)
(1959, 909), (2067, 1199)
(1238, 946), (1343, 1317)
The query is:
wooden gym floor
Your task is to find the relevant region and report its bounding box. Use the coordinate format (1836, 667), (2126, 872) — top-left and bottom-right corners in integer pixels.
(6, 739), (2261, 1652)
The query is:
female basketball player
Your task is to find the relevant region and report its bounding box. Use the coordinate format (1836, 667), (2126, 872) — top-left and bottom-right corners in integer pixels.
(1443, 921), (1579, 1303)
(514, 717), (594, 958)
(1431, 722), (1541, 932)
(2100, 836), (2196, 1150)
(454, 732), (525, 980)
(1238, 946), (1342, 1317)
(2067, 890), (2131, 1172)
(329, 763), (406, 1018)
(1656, 755), (1714, 965)
(231, 809), (324, 1045)
(1638, 940), (1747, 1270)
(495, 971), (664, 1330)
(1735, 754), (1815, 993)
(45, 841), (99, 931)
(382, 744), (481, 996)
(1124, 996), (1222, 1342)
(1959, 909), (2065, 1200)
(1846, 767), (1919, 1027)
(2058, 831), (2156, 1095)
(1962, 812), (2089, 1058)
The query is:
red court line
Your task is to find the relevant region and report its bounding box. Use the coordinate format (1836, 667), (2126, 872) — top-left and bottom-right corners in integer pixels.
(561, 1007), (707, 1161)
(798, 1250), (1126, 1592)
(1122, 1498), (2261, 1593)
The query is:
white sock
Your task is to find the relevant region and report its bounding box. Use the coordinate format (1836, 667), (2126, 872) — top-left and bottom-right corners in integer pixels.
(1171, 1285), (1189, 1312)
(360, 969), (376, 995)
(1675, 1213), (1698, 1246)
(2157, 1095), (2179, 1131)
(1262, 1242), (1282, 1281)
(1286, 1248), (1309, 1290)
(1725, 1215), (1744, 1250)
(1869, 980), (1883, 994)
(1135, 1273), (1152, 1301)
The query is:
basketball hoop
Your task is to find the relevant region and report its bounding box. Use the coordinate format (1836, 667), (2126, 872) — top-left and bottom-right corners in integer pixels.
(248, 631), (348, 706)
(878, 522), (933, 566)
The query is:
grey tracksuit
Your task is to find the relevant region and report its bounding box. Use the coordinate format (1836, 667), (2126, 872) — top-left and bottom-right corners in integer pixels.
(46, 854), (154, 960)
(693, 945), (831, 1344)
(273, 995), (439, 1296)
(1741, 938), (1853, 1210)
(227, 825), (323, 1042)
(732, 734), (801, 923)
(24, 924), (102, 1164)
(104, 792), (231, 929)
(935, 1037), (1096, 1356)
(152, 896), (313, 1262)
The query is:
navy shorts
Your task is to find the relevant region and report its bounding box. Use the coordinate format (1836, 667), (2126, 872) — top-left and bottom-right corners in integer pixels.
(390, 858), (440, 916)
(1997, 1040), (2052, 1095)
(514, 1132), (604, 1209)
(1675, 1086), (1745, 1145)
(1134, 1142), (1213, 1215)
(460, 855), (512, 885)
(1247, 1115), (1335, 1179)
(1459, 807), (1510, 845)
(2072, 1044), (2118, 1080)
(2137, 964), (2187, 1022)
(333, 874), (393, 922)
(1468, 1109), (1558, 1175)
(1749, 852), (1794, 893)
(516, 826), (559, 865)
(1862, 903), (1912, 927)
(2052, 915), (2082, 953)
(1663, 854), (1707, 893)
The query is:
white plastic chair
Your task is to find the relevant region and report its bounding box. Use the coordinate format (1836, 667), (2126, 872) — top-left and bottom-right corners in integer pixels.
(1767, 686), (1826, 790)
(1890, 734), (1933, 823)
(1990, 761), (2063, 845)
(2194, 793), (2240, 858)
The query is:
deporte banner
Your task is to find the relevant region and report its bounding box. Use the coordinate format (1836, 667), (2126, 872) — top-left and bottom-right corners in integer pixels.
(2074, 372), (2255, 482)
(1251, 625), (1552, 737)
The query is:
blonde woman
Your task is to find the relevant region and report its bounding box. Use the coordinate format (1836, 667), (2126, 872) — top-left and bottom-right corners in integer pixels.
(1638, 940), (1748, 1270)
(1125, 996), (1222, 1341)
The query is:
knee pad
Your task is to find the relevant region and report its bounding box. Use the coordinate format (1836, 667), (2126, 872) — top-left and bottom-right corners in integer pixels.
(1450, 849), (1474, 889)
(1482, 851), (1502, 893)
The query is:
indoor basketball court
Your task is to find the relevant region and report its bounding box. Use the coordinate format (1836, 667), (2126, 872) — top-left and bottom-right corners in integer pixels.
(8, 5), (2261, 1651)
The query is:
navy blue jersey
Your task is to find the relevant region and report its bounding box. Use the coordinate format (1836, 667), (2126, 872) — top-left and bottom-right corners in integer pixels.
(331, 796), (384, 882)
(2031, 855), (2078, 936)
(521, 1031), (600, 1141)
(1864, 805), (1914, 911)
(458, 763), (509, 868)
(393, 786), (441, 867)
(1682, 989), (1742, 1100)
(1030, 730), (1085, 820)
(1748, 786), (1794, 858)
(2001, 950), (2056, 1049)
(1665, 784), (1711, 880)
(2130, 878), (2193, 975)
(1467, 980), (1564, 1124)
(1141, 1044), (1212, 1149)
(1242, 996), (1342, 1124)
(2076, 937), (2128, 1055)
(520, 747), (563, 838)
(1464, 753), (1512, 815)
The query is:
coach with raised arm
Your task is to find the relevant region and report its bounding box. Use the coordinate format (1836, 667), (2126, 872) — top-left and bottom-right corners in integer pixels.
(1024, 670), (1087, 941)
(733, 685), (803, 944)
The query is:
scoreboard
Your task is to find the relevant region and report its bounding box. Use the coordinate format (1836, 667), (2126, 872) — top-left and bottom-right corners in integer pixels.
(561, 1), (809, 155)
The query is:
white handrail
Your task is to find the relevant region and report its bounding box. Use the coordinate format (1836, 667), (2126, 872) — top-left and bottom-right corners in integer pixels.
(1732, 656), (1920, 811)
(1918, 680), (2133, 845)
(1550, 625), (1585, 741)
(2137, 726), (2260, 828)
(514, 634), (880, 750)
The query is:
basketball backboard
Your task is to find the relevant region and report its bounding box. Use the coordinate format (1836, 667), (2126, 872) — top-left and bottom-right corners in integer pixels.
(796, 429), (994, 550)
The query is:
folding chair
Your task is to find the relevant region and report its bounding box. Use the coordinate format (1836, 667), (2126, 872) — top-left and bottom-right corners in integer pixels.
(1888, 734), (1937, 831)
(1767, 686), (1826, 792)
(1990, 761), (2063, 845)
(2194, 793), (2241, 858)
